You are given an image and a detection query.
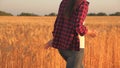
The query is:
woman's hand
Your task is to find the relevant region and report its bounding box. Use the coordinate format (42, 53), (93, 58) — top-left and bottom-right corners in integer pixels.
(44, 40), (53, 49)
(86, 30), (97, 37)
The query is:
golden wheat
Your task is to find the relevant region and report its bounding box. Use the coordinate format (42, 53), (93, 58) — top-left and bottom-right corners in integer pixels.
(0, 16), (120, 68)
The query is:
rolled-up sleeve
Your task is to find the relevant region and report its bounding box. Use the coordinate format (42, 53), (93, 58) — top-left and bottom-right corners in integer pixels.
(75, 1), (89, 36)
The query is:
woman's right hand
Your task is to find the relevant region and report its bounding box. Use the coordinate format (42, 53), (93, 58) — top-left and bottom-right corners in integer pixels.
(44, 40), (53, 49)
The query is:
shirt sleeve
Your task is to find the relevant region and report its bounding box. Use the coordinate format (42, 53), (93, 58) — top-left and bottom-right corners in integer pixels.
(75, 1), (89, 36)
(52, 1), (63, 37)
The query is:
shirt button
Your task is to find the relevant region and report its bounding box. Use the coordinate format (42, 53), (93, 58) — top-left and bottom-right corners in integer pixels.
(77, 19), (79, 22)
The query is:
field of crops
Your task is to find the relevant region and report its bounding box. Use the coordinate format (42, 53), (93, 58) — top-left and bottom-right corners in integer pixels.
(0, 16), (120, 68)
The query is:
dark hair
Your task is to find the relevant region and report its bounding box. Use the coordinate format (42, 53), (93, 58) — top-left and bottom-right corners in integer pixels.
(64, 0), (76, 18)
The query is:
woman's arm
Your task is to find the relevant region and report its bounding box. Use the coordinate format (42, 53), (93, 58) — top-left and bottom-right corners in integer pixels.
(75, 1), (89, 36)
(75, 1), (97, 37)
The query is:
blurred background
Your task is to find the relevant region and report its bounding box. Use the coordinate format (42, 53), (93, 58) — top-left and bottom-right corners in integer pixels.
(0, 0), (120, 68)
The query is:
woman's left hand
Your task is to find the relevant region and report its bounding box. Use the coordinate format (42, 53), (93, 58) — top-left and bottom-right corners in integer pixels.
(86, 30), (98, 37)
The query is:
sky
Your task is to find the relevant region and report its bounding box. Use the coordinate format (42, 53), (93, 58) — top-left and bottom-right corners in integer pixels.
(0, 0), (120, 15)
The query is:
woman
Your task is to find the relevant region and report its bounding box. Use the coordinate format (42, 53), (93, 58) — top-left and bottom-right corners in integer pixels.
(45, 0), (96, 68)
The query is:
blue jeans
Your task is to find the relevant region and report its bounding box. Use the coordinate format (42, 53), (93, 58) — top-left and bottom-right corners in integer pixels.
(58, 49), (84, 68)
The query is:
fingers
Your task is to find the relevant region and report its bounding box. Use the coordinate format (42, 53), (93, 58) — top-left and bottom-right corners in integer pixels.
(87, 30), (98, 38)
(44, 44), (49, 49)
(44, 42), (51, 49)
(44, 41), (52, 50)
(93, 30), (99, 36)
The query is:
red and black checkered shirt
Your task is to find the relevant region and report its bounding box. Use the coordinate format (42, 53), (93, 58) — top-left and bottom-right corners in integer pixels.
(52, 0), (89, 51)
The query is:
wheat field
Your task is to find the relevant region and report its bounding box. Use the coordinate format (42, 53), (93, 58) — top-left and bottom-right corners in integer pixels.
(0, 16), (120, 68)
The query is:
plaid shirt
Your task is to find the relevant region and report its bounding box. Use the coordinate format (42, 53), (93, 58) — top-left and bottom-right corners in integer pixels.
(52, 0), (89, 51)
